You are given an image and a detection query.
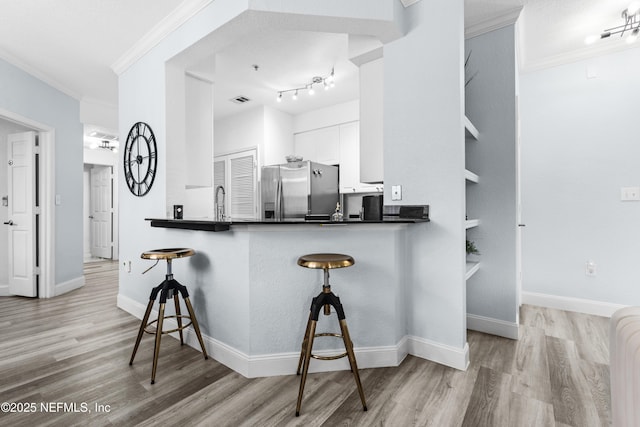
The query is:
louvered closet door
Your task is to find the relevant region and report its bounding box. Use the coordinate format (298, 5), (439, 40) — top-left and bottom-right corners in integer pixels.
(213, 149), (257, 220)
(229, 153), (256, 219)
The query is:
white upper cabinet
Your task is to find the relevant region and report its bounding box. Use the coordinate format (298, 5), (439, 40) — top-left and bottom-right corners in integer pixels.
(294, 125), (340, 165)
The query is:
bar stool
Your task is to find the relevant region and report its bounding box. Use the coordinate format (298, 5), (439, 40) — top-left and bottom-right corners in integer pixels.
(129, 248), (208, 384)
(295, 253), (367, 416)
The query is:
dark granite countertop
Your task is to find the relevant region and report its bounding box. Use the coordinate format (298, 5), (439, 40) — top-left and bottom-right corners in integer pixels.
(146, 216), (428, 232)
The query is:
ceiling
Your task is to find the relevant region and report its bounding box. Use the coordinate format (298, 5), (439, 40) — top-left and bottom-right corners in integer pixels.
(0, 0), (638, 138)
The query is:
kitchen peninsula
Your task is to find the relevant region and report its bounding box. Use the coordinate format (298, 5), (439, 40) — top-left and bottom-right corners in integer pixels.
(123, 212), (432, 379)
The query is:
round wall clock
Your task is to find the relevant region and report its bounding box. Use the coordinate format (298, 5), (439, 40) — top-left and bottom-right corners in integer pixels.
(123, 121), (157, 197)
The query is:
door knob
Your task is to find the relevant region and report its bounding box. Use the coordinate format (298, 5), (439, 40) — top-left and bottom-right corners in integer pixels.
(4, 220), (14, 226)
(89, 215), (94, 219)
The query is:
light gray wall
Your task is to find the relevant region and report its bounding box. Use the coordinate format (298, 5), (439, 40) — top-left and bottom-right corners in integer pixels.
(464, 26), (518, 324)
(520, 47), (640, 306)
(0, 58), (83, 286)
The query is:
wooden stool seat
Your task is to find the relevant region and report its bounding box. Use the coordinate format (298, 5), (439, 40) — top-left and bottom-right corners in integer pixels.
(129, 247), (208, 384)
(295, 253), (367, 416)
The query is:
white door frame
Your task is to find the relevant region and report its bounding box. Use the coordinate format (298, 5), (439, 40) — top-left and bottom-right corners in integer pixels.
(1, 108), (55, 299)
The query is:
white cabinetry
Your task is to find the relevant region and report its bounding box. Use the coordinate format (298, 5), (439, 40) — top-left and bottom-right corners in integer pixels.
(293, 126), (339, 165)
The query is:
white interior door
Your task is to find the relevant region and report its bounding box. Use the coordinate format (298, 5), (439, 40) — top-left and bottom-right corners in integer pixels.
(7, 131), (37, 297)
(90, 166), (113, 259)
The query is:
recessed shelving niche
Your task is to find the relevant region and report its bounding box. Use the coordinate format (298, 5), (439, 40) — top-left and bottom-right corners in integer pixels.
(465, 116), (480, 280)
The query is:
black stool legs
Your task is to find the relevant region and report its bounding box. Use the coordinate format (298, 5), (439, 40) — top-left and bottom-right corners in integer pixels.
(295, 290), (367, 416)
(129, 274), (208, 384)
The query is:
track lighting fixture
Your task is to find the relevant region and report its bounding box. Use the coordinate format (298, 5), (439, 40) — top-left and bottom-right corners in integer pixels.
(275, 68), (335, 102)
(586, 3), (640, 44)
(100, 140), (118, 152)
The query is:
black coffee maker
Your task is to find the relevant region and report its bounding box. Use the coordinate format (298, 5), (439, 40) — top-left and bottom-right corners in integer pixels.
(362, 195), (383, 220)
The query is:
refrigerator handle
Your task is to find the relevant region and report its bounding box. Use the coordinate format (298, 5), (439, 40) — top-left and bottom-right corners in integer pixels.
(276, 178), (283, 220)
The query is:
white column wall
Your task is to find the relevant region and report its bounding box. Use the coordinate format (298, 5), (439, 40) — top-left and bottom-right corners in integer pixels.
(384, 0), (467, 356)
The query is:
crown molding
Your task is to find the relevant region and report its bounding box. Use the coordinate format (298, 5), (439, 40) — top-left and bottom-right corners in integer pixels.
(111, 0), (215, 76)
(399, 0), (421, 7)
(0, 48), (81, 100)
(520, 41), (640, 74)
(465, 6), (523, 40)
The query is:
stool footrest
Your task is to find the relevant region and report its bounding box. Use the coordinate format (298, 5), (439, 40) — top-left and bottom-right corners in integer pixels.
(311, 352), (348, 361)
(309, 332), (349, 360)
(143, 314), (194, 335)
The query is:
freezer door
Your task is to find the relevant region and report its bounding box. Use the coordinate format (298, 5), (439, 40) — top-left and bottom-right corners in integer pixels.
(280, 162), (310, 218)
(309, 162), (339, 215)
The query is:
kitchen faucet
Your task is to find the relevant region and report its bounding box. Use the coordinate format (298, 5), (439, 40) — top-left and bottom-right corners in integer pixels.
(215, 185), (226, 221)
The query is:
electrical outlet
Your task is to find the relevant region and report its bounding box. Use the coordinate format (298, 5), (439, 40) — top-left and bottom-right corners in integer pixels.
(391, 185), (402, 201)
(586, 260), (597, 277)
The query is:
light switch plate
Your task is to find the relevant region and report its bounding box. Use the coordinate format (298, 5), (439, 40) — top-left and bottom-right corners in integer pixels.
(391, 185), (402, 201)
(621, 187), (640, 201)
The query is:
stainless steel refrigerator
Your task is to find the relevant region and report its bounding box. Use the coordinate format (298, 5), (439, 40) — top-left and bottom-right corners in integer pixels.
(261, 161), (339, 220)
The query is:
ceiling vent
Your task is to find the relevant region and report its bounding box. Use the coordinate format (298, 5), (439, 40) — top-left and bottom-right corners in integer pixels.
(230, 96), (251, 104)
(89, 131), (118, 141)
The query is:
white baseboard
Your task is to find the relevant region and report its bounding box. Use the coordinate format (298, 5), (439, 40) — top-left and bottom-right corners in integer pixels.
(0, 284), (8, 296)
(117, 293), (466, 377)
(54, 276), (85, 296)
(406, 335), (469, 371)
(522, 291), (628, 318)
(467, 314), (519, 340)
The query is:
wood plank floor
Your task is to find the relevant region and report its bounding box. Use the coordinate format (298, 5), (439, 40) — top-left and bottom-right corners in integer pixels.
(0, 261), (611, 426)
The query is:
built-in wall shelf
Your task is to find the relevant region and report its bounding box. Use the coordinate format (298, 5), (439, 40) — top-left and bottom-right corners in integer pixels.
(465, 219), (480, 229)
(464, 117), (480, 283)
(465, 169), (479, 183)
(464, 116), (479, 140)
(465, 261), (480, 280)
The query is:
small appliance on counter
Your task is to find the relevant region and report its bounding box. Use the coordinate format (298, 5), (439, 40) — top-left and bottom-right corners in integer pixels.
(173, 205), (183, 219)
(261, 161), (339, 220)
(362, 195), (383, 220)
(383, 204), (430, 220)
